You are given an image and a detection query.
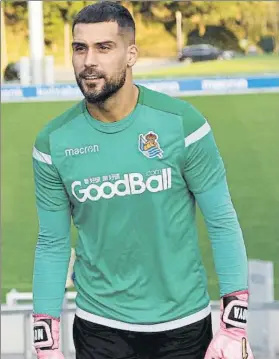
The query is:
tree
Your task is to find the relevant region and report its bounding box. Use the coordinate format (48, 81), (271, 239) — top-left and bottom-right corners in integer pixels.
(2, 1), (277, 62)
(266, 1), (279, 53)
(43, 1), (96, 66)
(1, 3), (8, 75)
(2, 0), (28, 34)
(126, 1), (273, 51)
(2, 1), (29, 63)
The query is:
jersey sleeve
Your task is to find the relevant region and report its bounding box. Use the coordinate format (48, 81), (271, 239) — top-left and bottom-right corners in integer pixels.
(195, 178), (248, 296)
(181, 104), (248, 297)
(32, 132), (71, 318)
(182, 104), (225, 193)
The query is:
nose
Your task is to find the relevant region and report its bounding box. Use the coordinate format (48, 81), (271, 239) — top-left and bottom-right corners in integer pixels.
(84, 48), (98, 68)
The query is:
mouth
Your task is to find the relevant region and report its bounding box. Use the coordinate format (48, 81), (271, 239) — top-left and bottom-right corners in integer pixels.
(83, 76), (103, 80)
(82, 76), (103, 86)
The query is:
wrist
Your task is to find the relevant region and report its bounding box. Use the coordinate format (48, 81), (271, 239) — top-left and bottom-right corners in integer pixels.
(221, 290), (248, 330)
(33, 315), (60, 351)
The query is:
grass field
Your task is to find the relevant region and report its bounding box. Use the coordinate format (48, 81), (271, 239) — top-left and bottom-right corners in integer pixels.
(134, 55), (279, 79)
(2, 93), (279, 303)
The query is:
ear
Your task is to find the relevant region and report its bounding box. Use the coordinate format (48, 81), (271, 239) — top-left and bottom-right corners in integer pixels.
(127, 45), (138, 68)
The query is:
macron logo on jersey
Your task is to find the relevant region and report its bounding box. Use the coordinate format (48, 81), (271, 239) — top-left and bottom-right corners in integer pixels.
(72, 168), (172, 202)
(65, 144), (99, 157)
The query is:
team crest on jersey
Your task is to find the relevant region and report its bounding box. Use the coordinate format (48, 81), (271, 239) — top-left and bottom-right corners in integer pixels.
(138, 132), (163, 159)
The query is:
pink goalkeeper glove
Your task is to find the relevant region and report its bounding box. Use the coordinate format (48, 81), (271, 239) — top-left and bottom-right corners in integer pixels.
(204, 290), (254, 359)
(33, 315), (64, 359)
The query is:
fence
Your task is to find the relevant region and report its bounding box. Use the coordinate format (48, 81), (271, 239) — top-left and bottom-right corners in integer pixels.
(1, 290), (279, 359)
(2, 74), (279, 103)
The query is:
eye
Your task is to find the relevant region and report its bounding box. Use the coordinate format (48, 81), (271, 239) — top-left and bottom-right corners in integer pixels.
(74, 45), (86, 53)
(99, 44), (110, 51)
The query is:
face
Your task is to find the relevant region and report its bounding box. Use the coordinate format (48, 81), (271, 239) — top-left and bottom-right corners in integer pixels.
(72, 22), (137, 104)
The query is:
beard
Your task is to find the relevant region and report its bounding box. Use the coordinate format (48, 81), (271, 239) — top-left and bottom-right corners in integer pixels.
(75, 67), (127, 105)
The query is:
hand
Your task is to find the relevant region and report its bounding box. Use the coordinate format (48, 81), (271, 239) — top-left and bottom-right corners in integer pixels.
(36, 351), (64, 359)
(33, 315), (64, 359)
(204, 290), (254, 359)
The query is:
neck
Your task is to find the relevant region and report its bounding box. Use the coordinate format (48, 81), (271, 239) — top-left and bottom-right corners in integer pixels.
(86, 81), (139, 123)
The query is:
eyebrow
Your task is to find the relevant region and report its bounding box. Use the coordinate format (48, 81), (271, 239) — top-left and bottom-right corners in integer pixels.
(72, 40), (116, 47)
(72, 42), (87, 48)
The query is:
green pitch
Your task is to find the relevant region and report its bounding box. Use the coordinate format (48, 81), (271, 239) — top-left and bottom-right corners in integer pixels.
(134, 55), (279, 79)
(2, 93), (279, 303)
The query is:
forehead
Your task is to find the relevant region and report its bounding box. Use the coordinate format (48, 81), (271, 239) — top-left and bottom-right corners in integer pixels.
(73, 22), (122, 44)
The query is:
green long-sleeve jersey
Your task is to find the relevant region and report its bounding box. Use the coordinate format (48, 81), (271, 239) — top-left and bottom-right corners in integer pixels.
(32, 85), (248, 329)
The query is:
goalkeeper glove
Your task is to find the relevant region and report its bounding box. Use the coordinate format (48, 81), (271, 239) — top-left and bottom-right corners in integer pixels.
(204, 290), (254, 359)
(33, 315), (64, 359)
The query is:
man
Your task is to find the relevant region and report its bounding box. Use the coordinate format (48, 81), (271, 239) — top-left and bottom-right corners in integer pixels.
(32, 2), (254, 359)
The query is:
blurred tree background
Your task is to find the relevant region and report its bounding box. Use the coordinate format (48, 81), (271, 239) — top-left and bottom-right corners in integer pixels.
(1, 0), (279, 68)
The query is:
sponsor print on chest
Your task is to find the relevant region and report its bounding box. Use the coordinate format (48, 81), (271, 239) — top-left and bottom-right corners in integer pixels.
(61, 131), (173, 203)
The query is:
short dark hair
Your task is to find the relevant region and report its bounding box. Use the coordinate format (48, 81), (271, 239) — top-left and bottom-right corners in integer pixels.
(72, 1), (135, 43)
